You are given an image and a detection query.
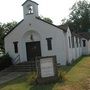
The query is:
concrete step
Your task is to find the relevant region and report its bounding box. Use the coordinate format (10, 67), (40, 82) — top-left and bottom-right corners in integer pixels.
(0, 61), (36, 84)
(0, 61), (36, 76)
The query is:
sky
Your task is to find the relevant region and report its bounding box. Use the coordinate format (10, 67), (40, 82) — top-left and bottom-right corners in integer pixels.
(0, 0), (89, 25)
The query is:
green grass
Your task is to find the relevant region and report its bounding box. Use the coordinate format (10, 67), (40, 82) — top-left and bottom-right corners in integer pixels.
(0, 75), (29, 90)
(0, 56), (90, 90)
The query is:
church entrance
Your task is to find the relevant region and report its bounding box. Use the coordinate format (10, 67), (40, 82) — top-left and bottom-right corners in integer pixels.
(26, 41), (41, 61)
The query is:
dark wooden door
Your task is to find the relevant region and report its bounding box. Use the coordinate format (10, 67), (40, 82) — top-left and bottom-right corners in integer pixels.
(26, 41), (41, 61)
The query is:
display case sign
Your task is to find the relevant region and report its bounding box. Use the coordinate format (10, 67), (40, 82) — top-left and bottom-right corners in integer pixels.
(40, 58), (54, 78)
(36, 56), (58, 84)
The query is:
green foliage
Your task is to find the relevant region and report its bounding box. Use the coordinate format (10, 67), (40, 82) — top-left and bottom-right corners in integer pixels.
(43, 17), (53, 24)
(2, 21), (17, 35)
(0, 53), (12, 70)
(0, 21), (17, 52)
(58, 70), (67, 82)
(63, 0), (90, 32)
(26, 71), (37, 85)
(66, 60), (71, 66)
(38, 16), (53, 24)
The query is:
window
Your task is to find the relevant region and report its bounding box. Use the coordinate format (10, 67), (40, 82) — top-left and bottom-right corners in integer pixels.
(46, 38), (52, 50)
(68, 36), (71, 48)
(72, 36), (74, 48)
(82, 40), (86, 47)
(76, 37), (78, 47)
(13, 42), (18, 53)
(79, 39), (81, 47)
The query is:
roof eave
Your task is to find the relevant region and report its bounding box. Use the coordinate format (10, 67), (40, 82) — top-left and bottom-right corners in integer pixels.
(36, 17), (62, 30)
(22, 0), (39, 6)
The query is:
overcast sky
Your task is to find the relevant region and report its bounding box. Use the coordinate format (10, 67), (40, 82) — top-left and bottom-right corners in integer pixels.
(0, 0), (89, 25)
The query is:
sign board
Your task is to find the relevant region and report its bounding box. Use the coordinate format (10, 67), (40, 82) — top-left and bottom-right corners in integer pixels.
(40, 58), (54, 78)
(36, 56), (58, 84)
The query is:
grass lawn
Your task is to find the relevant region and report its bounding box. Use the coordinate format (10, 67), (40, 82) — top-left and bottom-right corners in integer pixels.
(0, 56), (90, 90)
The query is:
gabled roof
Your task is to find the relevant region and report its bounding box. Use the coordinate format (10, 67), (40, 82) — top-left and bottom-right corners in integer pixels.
(22, 0), (39, 6)
(58, 24), (90, 40)
(58, 24), (68, 32)
(4, 17), (65, 39)
(71, 32), (90, 40)
(71, 32), (83, 38)
(4, 17), (90, 40)
(78, 32), (90, 40)
(36, 17), (62, 30)
(4, 19), (24, 38)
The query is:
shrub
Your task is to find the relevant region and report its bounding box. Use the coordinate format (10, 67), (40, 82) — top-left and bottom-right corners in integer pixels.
(58, 70), (67, 82)
(0, 53), (13, 70)
(71, 59), (74, 64)
(26, 71), (37, 85)
(66, 60), (71, 66)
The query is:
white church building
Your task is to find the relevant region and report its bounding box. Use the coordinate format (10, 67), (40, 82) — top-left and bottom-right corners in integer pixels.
(4, 0), (90, 65)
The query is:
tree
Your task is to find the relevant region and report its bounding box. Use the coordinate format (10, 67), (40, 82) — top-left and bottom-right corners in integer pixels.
(38, 16), (53, 24)
(43, 17), (53, 24)
(2, 21), (17, 35)
(63, 0), (90, 32)
(0, 21), (17, 52)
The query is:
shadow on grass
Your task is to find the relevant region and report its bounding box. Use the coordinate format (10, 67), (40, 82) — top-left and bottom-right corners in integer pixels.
(59, 56), (85, 74)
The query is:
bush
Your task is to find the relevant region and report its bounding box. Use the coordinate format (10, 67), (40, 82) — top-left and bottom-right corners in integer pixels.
(58, 70), (67, 82)
(26, 71), (37, 85)
(66, 60), (71, 66)
(0, 53), (13, 70)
